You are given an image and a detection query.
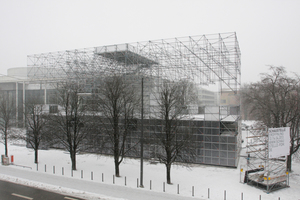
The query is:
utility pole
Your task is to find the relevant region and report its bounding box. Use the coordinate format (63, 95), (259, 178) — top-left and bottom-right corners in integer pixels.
(140, 77), (144, 188)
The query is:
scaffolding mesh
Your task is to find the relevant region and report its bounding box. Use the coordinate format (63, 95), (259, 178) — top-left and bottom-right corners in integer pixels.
(27, 32), (242, 167)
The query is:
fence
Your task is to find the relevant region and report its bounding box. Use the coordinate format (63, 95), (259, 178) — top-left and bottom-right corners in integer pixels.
(26, 163), (285, 200)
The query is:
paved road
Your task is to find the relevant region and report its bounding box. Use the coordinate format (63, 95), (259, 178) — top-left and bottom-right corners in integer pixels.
(0, 180), (85, 200)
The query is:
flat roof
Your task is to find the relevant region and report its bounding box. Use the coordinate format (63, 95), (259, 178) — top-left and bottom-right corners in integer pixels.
(95, 44), (158, 66)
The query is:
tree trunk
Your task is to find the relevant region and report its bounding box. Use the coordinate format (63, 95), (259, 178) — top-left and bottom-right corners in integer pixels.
(113, 120), (120, 177)
(4, 131), (8, 157)
(115, 159), (120, 177)
(71, 151), (76, 170)
(34, 148), (38, 164)
(166, 164), (171, 184)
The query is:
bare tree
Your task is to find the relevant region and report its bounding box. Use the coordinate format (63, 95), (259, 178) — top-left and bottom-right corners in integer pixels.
(0, 91), (15, 157)
(94, 75), (139, 177)
(48, 81), (91, 170)
(241, 66), (300, 171)
(152, 80), (197, 184)
(23, 98), (48, 164)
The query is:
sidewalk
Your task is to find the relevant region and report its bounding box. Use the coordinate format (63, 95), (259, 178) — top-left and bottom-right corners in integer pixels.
(0, 165), (202, 200)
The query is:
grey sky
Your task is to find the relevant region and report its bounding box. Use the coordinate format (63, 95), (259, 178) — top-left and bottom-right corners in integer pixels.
(0, 0), (299, 84)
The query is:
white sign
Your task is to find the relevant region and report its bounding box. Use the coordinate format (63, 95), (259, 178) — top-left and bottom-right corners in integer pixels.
(268, 127), (290, 158)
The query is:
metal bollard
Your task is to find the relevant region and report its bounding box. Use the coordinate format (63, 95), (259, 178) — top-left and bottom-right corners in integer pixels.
(192, 186), (194, 196)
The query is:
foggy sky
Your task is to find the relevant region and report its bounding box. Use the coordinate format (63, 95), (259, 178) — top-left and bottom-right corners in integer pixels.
(0, 0), (299, 84)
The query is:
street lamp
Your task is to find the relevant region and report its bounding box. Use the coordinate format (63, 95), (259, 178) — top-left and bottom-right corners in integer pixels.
(140, 77), (144, 188)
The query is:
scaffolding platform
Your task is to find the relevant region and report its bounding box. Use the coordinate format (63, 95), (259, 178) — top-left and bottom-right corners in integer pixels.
(246, 171), (289, 192)
(245, 126), (290, 193)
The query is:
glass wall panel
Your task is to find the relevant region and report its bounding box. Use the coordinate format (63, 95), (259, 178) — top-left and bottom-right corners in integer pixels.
(205, 150), (212, 157)
(228, 159), (235, 166)
(220, 136), (227, 143)
(212, 136), (219, 142)
(212, 150), (219, 157)
(220, 144), (227, 150)
(220, 151), (227, 158)
(212, 129), (220, 135)
(205, 157), (211, 164)
(212, 158), (219, 165)
(205, 136), (211, 142)
(228, 144), (236, 151)
(228, 152), (236, 159)
(220, 158), (228, 165)
(228, 136), (236, 143)
(205, 143), (211, 149)
(197, 135), (204, 141)
(211, 143), (219, 150)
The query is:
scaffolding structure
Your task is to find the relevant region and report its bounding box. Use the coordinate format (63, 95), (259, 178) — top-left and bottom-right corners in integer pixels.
(26, 32), (242, 167)
(27, 32), (240, 89)
(245, 126), (289, 193)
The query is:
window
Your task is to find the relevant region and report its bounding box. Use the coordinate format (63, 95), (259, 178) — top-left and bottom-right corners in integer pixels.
(49, 105), (58, 113)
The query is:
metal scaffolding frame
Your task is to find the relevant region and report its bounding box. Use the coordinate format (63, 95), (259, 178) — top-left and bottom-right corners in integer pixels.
(245, 126), (289, 193)
(26, 32), (242, 167)
(27, 32), (240, 89)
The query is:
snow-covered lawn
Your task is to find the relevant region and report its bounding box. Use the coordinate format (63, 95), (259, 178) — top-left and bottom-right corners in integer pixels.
(0, 128), (300, 200)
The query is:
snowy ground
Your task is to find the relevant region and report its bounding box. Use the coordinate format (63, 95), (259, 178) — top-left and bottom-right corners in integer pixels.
(0, 124), (300, 200)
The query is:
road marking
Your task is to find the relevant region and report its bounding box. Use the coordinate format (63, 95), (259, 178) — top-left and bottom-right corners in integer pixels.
(11, 193), (33, 200)
(64, 197), (79, 200)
